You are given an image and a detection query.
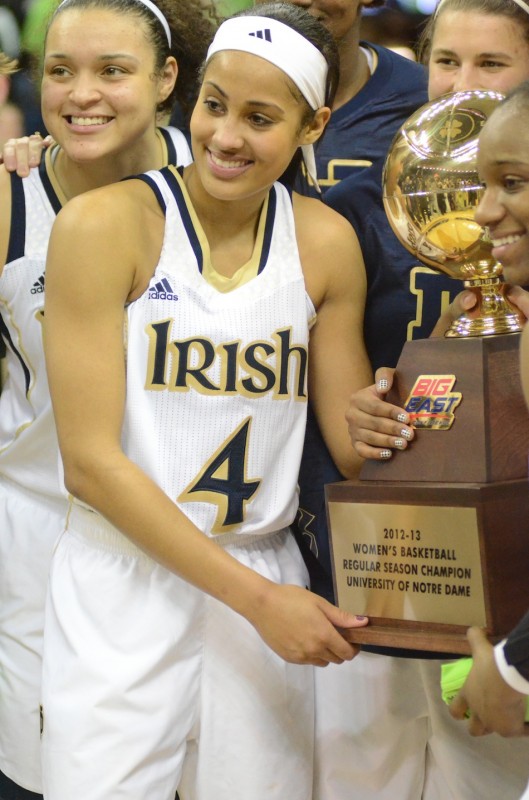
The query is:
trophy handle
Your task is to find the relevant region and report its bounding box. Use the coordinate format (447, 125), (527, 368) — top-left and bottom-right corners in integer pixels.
(445, 278), (524, 337)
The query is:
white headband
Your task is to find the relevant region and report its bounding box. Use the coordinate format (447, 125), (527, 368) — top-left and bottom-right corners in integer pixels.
(206, 16), (328, 192)
(56, 0), (172, 47)
(512, 0), (529, 14)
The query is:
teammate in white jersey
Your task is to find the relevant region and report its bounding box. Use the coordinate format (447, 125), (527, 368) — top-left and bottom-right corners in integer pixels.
(0, 1), (218, 797)
(40, 4), (372, 798)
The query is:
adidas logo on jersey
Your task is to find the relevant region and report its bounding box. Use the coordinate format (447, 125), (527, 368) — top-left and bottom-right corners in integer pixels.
(31, 274), (45, 294)
(149, 278), (178, 302)
(249, 28), (272, 42)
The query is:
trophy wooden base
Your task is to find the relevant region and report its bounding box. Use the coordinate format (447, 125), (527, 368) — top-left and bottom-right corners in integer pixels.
(327, 479), (529, 654)
(339, 625), (473, 656)
(327, 334), (529, 654)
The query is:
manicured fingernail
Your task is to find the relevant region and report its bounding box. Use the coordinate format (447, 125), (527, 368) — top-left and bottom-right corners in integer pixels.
(380, 449), (392, 459)
(355, 615), (366, 620)
(397, 412), (408, 423)
(394, 438), (405, 449)
(378, 378), (389, 391)
(401, 428), (412, 440)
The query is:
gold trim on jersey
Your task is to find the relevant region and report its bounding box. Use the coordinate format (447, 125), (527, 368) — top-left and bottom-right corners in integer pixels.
(202, 194), (269, 292)
(155, 128), (170, 166)
(44, 145), (69, 207)
(407, 265), (453, 340)
(305, 46), (378, 190)
(304, 158), (374, 190)
(43, 129), (169, 206)
(167, 165), (268, 292)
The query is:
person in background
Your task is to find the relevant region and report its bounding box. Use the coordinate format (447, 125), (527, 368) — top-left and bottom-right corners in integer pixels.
(255, 0), (428, 193)
(329, 0), (529, 373)
(0, 1), (217, 798)
(308, 1), (529, 799)
(21, 0), (60, 66)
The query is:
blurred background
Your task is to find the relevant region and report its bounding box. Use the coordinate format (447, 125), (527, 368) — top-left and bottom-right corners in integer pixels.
(361, 0), (437, 61)
(0, 0), (438, 149)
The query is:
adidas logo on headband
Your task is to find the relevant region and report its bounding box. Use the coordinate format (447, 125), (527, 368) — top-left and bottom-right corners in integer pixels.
(249, 29), (272, 42)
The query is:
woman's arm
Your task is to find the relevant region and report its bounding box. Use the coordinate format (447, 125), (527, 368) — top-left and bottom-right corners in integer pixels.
(295, 197), (374, 478)
(44, 181), (367, 666)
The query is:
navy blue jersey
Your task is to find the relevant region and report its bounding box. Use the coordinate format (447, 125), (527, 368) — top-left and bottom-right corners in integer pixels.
(313, 43), (427, 194)
(327, 158), (463, 371)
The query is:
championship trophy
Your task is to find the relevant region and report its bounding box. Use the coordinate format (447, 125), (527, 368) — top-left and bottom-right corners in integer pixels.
(327, 90), (529, 654)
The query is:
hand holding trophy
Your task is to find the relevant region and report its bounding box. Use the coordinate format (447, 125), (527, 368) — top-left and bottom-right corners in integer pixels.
(327, 90), (529, 654)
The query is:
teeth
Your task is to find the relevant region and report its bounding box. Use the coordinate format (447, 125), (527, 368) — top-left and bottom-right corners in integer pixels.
(210, 152), (248, 169)
(492, 234), (522, 247)
(70, 116), (109, 126)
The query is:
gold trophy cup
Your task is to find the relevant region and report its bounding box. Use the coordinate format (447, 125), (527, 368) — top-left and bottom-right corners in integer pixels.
(383, 89), (523, 336)
(326, 91), (529, 653)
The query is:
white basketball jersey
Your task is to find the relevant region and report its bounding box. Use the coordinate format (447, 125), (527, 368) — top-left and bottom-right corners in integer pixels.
(120, 166), (314, 538)
(0, 129), (192, 499)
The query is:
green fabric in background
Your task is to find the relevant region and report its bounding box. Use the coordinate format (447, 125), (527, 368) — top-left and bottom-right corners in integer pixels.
(21, 0), (254, 57)
(21, 0), (58, 61)
(215, 0), (253, 17)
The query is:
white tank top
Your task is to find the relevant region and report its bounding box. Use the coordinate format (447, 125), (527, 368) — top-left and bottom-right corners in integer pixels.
(0, 128), (192, 499)
(118, 166), (314, 539)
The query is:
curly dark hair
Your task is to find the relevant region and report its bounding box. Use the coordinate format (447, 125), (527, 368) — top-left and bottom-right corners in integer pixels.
(47, 0), (220, 120)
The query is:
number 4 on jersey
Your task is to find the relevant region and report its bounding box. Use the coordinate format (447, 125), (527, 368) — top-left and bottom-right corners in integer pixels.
(178, 417), (261, 533)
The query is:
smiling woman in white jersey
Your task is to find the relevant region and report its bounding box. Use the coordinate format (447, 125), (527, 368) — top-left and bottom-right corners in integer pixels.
(39, 4), (372, 798)
(0, 1), (219, 797)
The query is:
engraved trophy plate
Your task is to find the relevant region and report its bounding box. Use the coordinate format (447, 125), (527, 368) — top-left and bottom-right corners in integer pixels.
(328, 502), (486, 627)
